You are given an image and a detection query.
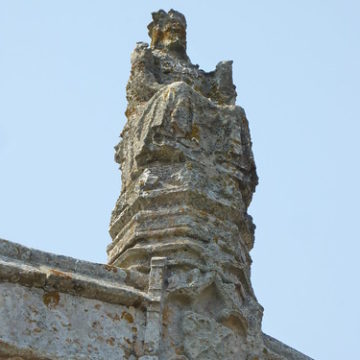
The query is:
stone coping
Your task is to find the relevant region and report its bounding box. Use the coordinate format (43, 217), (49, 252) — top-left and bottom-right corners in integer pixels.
(263, 333), (314, 360)
(0, 238), (154, 307)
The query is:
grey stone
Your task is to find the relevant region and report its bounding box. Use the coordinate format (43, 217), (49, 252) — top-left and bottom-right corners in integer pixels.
(0, 8), (314, 360)
(0, 238), (165, 359)
(0, 282), (145, 360)
(107, 8), (313, 360)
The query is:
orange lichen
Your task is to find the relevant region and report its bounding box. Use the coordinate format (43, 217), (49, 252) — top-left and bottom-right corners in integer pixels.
(190, 124), (200, 141)
(121, 311), (134, 323)
(125, 105), (136, 118)
(185, 124), (200, 142)
(106, 312), (121, 321)
(42, 291), (60, 308)
(104, 264), (118, 273)
(49, 269), (72, 280)
(150, 24), (186, 49)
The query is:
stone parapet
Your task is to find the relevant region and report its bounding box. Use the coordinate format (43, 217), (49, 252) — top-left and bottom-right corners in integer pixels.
(0, 238), (166, 359)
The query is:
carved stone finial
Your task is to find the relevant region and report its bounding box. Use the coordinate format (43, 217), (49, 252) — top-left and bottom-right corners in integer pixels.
(107, 9), (312, 360)
(108, 8), (262, 359)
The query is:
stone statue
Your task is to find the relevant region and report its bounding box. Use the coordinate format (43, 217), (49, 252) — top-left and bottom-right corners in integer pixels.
(0, 9), (313, 360)
(108, 9), (265, 359)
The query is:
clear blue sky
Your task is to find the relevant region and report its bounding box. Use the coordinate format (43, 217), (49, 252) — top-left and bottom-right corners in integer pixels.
(1, 1), (359, 359)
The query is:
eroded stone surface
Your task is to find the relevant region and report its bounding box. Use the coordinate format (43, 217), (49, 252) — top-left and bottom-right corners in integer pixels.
(107, 8), (312, 360)
(0, 8), (313, 360)
(0, 238), (165, 360)
(0, 282), (144, 360)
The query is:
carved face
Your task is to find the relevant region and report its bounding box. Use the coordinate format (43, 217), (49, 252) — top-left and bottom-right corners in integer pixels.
(148, 10), (187, 54)
(152, 20), (186, 52)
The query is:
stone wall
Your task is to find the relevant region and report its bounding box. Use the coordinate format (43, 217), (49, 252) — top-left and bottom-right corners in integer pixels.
(0, 237), (313, 360)
(0, 283), (144, 359)
(0, 238), (165, 360)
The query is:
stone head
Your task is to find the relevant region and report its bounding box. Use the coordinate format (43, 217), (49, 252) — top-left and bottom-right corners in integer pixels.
(148, 9), (187, 56)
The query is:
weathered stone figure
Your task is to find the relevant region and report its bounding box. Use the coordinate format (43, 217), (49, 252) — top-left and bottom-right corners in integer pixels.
(0, 9), (313, 360)
(107, 9), (303, 360)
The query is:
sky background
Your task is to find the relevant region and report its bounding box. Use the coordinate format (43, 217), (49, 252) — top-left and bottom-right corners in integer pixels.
(1, 1), (359, 359)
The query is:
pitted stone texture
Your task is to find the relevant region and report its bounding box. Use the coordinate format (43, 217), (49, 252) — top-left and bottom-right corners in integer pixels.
(0, 282), (145, 360)
(0, 238), (167, 359)
(108, 8), (261, 360)
(0, 8), (313, 360)
(0, 238), (150, 306)
(183, 311), (246, 359)
(109, 18), (257, 275)
(106, 8), (313, 360)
